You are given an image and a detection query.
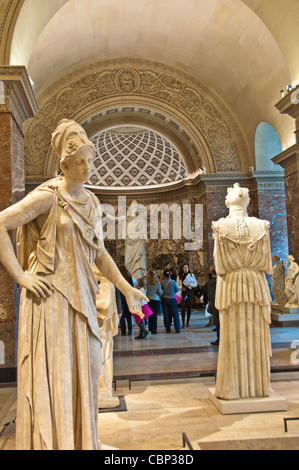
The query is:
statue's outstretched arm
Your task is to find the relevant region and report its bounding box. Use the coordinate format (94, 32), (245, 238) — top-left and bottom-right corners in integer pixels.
(95, 248), (148, 319)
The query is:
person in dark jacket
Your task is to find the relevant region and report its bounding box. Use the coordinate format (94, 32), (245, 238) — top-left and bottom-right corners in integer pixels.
(207, 269), (219, 345)
(178, 264), (198, 328)
(161, 269), (181, 333)
(119, 265), (133, 335)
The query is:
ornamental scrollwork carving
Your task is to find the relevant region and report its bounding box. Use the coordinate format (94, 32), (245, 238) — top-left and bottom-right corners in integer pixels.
(25, 62), (242, 176)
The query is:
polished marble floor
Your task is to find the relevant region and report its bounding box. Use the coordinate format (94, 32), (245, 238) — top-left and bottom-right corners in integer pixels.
(1, 311), (299, 450)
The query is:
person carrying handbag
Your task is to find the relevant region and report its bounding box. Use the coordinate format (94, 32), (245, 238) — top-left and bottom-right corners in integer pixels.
(161, 269), (181, 333)
(178, 264), (198, 328)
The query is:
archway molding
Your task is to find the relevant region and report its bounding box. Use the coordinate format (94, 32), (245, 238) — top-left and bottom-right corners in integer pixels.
(24, 58), (249, 181)
(45, 101), (214, 178)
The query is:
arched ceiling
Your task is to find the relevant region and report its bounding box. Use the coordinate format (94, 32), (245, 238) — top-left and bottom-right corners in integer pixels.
(7, 0), (299, 157)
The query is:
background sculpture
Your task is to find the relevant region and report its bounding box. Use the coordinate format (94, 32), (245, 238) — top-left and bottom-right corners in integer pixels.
(125, 200), (147, 279)
(271, 255), (287, 306)
(285, 255), (299, 308)
(94, 266), (120, 409)
(212, 183), (273, 400)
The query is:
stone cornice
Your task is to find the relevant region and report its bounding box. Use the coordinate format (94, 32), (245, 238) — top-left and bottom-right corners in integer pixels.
(272, 145), (297, 177)
(25, 175), (206, 204)
(275, 86), (299, 120)
(252, 170), (285, 189)
(200, 172), (255, 191)
(0, 66), (39, 131)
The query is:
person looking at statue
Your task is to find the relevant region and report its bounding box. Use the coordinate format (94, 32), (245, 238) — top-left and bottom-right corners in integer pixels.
(161, 269), (181, 333)
(207, 269), (219, 345)
(177, 263), (198, 328)
(169, 267), (178, 282)
(134, 278), (151, 339)
(0, 119), (147, 450)
(146, 271), (162, 334)
(118, 265), (134, 336)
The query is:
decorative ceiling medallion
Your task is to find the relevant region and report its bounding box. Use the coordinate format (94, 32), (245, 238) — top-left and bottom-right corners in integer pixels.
(114, 68), (141, 93)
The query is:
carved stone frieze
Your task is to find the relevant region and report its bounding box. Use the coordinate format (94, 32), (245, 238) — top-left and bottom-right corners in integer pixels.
(24, 59), (244, 178)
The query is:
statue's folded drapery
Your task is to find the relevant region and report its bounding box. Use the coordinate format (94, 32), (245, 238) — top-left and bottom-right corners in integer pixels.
(16, 178), (103, 450)
(212, 216), (273, 400)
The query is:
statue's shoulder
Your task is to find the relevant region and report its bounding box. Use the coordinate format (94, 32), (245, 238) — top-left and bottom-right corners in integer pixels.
(212, 217), (226, 231)
(246, 216), (270, 234)
(32, 177), (62, 194)
(83, 186), (101, 205)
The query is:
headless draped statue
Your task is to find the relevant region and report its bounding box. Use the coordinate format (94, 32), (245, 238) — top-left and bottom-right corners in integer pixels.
(212, 183), (273, 400)
(271, 255), (287, 306)
(125, 200), (147, 279)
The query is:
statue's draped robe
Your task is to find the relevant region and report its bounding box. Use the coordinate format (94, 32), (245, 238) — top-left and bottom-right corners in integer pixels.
(96, 279), (119, 403)
(212, 216), (273, 400)
(16, 178), (103, 450)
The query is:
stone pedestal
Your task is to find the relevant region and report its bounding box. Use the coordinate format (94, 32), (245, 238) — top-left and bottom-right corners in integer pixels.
(272, 304), (299, 314)
(208, 387), (288, 415)
(271, 304), (299, 326)
(0, 66), (38, 379)
(99, 395), (120, 410)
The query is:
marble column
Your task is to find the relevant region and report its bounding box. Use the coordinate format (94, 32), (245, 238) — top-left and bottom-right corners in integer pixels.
(272, 146), (299, 264)
(274, 88), (299, 264)
(252, 171), (289, 261)
(0, 66), (38, 381)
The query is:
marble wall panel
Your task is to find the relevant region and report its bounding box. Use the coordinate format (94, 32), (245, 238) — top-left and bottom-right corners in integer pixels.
(0, 113), (24, 370)
(285, 171), (299, 263)
(257, 188), (289, 261)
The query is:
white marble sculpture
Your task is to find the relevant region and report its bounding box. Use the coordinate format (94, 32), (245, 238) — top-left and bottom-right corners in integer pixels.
(212, 183), (273, 400)
(0, 119), (146, 450)
(271, 255), (287, 306)
(285, 255), (299, 308)
(125, 200), (147, 279)
(93, 266), (120, 409)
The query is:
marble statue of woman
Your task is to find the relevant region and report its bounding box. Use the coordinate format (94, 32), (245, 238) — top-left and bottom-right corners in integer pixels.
(285, 255), (299, 308)
(212, 183), (273, 400)
(93, 266), (120, 409)
(125, 200), (147, 279)
(271, 255), (287, 306)
(0, 119), (146, 450)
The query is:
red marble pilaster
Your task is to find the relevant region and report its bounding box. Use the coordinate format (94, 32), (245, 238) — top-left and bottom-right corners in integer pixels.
(253, 172), (289, 262)
(284, 170), (299, 263)
(272, 148), (299, 264)
(0, 113), (19, 369)
(0, 67), (38, 375)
